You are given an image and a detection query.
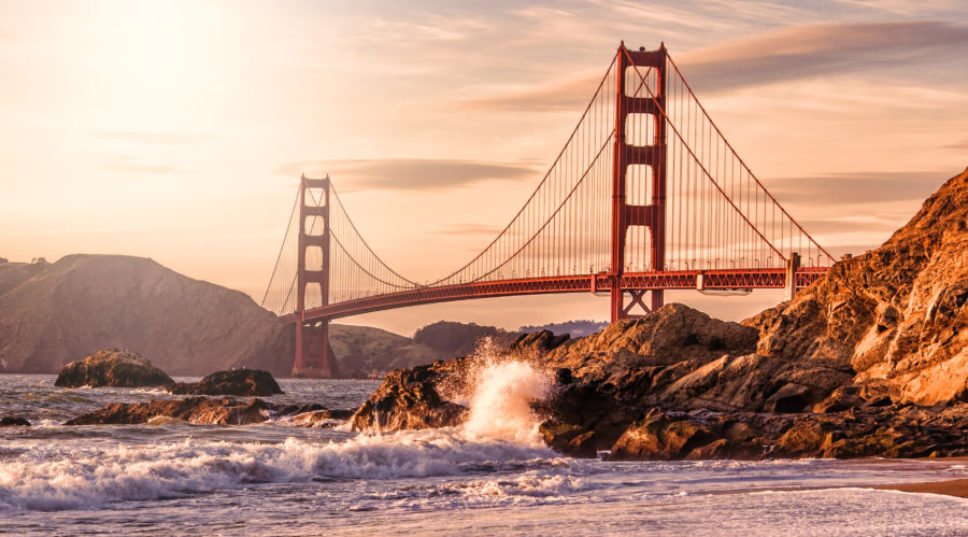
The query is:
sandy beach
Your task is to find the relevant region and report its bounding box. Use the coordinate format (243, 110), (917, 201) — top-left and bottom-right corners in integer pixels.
(877, 478), (968, 499)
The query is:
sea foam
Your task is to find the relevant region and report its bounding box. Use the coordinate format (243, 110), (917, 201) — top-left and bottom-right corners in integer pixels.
(0, 429), (564, 512)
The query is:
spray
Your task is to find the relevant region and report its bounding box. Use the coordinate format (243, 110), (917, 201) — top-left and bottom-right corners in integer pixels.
(460, 339), (552, 446)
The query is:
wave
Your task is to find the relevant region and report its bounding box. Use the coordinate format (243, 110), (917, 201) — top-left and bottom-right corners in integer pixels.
(0, 428), (569, 512)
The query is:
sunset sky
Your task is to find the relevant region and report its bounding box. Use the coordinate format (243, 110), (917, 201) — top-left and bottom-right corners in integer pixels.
(2, 0), (967, 335)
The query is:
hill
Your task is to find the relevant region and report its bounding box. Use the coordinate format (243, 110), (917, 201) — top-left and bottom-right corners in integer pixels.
(0, 255), (530, 378)
(0, 255), (290, 376)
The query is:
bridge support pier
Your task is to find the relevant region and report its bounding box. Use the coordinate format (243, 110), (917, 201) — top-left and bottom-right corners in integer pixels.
(610, 42), (667, 323)
(292, 174), (333, 378)
(293, 319), (332, 378)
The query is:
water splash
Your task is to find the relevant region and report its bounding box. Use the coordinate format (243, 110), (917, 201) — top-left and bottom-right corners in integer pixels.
(460, 340), (552, 446)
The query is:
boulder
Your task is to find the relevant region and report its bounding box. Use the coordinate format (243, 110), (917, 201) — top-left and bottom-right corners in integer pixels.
(350, 360), (469, 432)
(167, 369), (283, 396)
(54, 349), (173, 388)
(609, 409), (725, 460)
(0, 416), (30, 427)
(65, 396), (273, 425)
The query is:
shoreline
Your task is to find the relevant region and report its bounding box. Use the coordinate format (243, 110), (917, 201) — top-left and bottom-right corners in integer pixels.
(875, 478), (968, 499)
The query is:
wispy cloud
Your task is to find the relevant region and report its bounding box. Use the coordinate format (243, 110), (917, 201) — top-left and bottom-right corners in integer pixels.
(103, 157), (174, 175)
(946, 139), (968, 151)
(432, 223), (503, 236)
(458, 20), (968, 112)
(91, 131), (209, 146)
(797, 216), (899, 235)
(768, 170), (950, 206)
(679, 20), (968, 92)
(457, 74), (602, 112)
(275, 158), (536, 191)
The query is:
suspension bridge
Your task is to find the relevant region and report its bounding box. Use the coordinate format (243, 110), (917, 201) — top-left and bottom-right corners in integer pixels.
(261, 43), (835, 377)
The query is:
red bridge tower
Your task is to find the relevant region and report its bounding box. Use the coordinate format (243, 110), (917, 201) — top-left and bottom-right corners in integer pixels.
(610, 43), (667, 321)
(293, 174), (333, 378)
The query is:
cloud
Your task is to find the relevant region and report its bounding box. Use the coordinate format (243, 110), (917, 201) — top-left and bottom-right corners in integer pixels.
(946, 139), (968, 151)
(274, 158), (536, 191)
(103, 157), (174, 174)
(767, 170), (949, 206)
(796, 217), (899, 235)
(678, 20), (968, 92)
(92, 131), (209, 146)
(459, 20), (968, 112)
(432, 223), (503, 236)
(458, 74), (602, 112)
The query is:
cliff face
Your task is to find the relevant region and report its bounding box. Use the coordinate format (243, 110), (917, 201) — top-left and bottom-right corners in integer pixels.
(0, 255), (290, 376)
(748, 167), (968, 405)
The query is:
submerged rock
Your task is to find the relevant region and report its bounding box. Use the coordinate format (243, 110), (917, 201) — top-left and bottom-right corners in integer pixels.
(167, 369), (283, 396)
(65, 396), (273, 426)
(291, 409), (355, 428)
(54, 349), (174, 388)
(0, 416), (31, 427)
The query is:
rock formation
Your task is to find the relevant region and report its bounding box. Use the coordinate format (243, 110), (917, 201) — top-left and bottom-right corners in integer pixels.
(54, 349), (174, 388)
(350, 359), (469, 431)
(167, 369), (283, 396)
(747, 167), (968, 406)
(0, 417), (30, 427)
(65, 397), (275, 426)
(64, 397), (352, 426)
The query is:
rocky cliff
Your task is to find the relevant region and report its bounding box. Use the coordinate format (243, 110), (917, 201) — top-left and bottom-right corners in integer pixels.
(748, 166), (968, 406)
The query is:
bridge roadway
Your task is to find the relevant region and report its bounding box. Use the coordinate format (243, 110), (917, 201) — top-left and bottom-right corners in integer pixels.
(283, 267), (828, 323)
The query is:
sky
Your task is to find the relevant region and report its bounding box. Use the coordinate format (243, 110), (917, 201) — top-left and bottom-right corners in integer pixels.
(1, 0), (967, 336)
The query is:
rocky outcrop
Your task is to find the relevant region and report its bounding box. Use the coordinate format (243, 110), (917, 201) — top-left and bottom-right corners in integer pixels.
(64, 397), (275, 426)
(167, 369), (283, 396)
(0, 417), (30, 427)
(747, 167), (968, 406)
(350, 359), (469, 431)
(607, 404), (968, 460)
(54, 349), (174, 388)
(63, 397), (351, 426)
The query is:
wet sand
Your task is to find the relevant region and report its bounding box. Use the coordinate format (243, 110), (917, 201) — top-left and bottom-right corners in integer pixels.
(877, 479), (968, 499)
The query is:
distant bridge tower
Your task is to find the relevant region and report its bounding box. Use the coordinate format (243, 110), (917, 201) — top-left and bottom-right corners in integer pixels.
(293, 174), (332, 378)
(610, 43), (667, 322)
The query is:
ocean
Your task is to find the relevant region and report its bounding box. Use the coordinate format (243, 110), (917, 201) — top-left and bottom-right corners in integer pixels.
(2, 370), (967, 536)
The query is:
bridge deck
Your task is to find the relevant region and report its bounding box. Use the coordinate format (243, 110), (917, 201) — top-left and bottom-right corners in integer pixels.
(285, 267), (828, 322)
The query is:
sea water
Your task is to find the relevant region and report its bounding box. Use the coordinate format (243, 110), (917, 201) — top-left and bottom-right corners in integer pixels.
(1, 366), (967, 536)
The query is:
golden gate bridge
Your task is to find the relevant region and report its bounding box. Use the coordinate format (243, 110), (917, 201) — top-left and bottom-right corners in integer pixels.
(261, 43), (834, 377)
